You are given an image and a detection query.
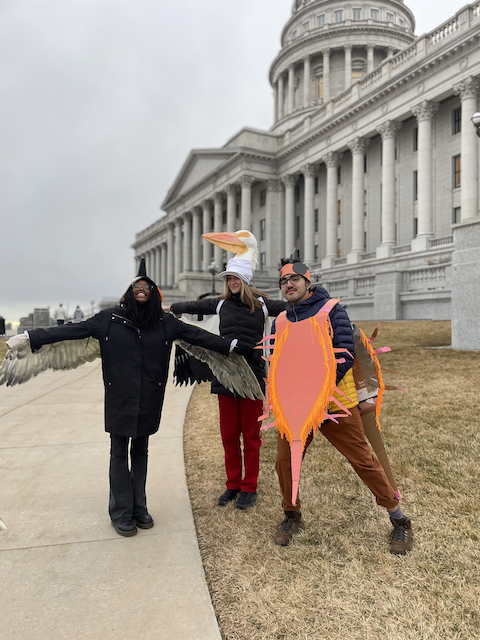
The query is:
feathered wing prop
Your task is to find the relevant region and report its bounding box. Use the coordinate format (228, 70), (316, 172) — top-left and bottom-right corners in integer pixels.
(0, 338), (101, 387)
(175, 339), (264, 401)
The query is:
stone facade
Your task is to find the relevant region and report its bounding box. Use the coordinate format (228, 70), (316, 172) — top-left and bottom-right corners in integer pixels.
(133, 0), (480, 349)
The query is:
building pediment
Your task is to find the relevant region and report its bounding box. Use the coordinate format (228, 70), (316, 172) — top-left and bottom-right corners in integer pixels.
(162, 150), (237, 209)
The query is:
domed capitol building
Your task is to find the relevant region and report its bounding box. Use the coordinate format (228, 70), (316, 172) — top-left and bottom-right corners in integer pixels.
(133, 0), (480, 349)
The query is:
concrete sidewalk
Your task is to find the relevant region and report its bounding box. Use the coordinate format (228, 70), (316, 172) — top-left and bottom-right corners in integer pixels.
(0, 362), (222, 640)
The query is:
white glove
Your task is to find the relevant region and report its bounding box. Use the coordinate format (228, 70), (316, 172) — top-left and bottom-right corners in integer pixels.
(6, 333), (30, 351)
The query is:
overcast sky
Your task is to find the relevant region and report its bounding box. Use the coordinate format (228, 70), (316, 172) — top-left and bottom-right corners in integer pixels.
(0, 0), (469, 326)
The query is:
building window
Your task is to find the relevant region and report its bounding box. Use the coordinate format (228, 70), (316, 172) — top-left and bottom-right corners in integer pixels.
(413, 217), (418, 236)
(318, 14), (325, 27)
(296, 216), (300, 238)
(337, 165), (341, 184)
(398, 17), (405, 25)
(371, 9), (379, 20)
(413, 170), (418, 201)
(260, 189), (266, 207)
(295, 184), (301, 202)
(453, 107), (462, 135)
(315, 244), (319, 261)
(364, 231), (367, 250)
(236, 203), (239, 218)
(337, 200), (341, 225)
(260, 252), (266, 270)
(386, 12), (393, 22)
(315, 208), (319, 232)
(303, 21), (310, 32)
(317, 76), (324, 100)
(352, 8), (362, 20)
(260, 218), (266, 241)
(222, 209), (227, 225)
(364, 189), (367, 216)
(453, 155), (461, 188)
(334, 10), (343, 22)
(314, 176), (319, 194)
(413, 127), (418, 152)
(452, 207), (461, 224)
(364, 154), (367, 173)
(337, 238), (341, 258)
(291, 29), (297, 40)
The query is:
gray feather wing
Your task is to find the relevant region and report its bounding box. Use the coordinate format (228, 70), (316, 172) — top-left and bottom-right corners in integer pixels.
(0, 338), (101, 387)
(175, 339), (264, 401)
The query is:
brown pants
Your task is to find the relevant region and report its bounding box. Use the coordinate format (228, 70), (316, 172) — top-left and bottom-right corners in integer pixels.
(275, 405), (398, 511)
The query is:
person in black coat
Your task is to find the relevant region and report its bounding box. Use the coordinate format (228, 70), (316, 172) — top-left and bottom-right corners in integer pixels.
(10, 274), (241, 537)
(165, 268), (285, 510)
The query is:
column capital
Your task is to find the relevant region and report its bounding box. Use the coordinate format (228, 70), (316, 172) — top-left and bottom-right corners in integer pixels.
(174, 216), (182, 228)
(300, 163), (316, 178)
(377, 121), (402, 139)
(267, 179), (283, 192)
(213, 191), (224, 204)
(322, 48), (331, 56)
(412, 100), (439, 122)
(344, 44), (353, 52)
(183, 210), (191, 221)
(322, 151), (342, 168)
(366, 43), (375, 51)
(239, 174), (255, 188)
(225, 183), (239, 197)
(347, 137), (370, 154)
(453, 76), (480, 101)
(303, 54), (310, 63)
(201, 198), (213, 210)
(281, 174), (298, 188)
(192, 205), (202, 217)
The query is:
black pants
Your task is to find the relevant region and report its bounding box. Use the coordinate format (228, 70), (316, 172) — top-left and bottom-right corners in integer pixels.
(109, 434), (149, 523)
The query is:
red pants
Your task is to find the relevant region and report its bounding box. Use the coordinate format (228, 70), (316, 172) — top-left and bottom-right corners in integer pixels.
(218, 395), (264, 493)
(276, 405), (398, 511)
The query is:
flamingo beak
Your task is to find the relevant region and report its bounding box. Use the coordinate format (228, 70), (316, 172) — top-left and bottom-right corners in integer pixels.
(202, 232), (248, 256)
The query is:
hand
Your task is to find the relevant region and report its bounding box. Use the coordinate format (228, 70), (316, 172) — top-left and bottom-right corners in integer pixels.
(6, 334), (29, 352)
(233, 340), (254, 359)
(162, 305), (171, 313)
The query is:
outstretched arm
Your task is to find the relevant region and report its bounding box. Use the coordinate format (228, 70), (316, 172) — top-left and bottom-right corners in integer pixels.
(330, 304), (355, 384)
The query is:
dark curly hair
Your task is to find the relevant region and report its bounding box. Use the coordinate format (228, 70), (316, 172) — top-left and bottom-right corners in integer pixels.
(121, 279), (163, 327)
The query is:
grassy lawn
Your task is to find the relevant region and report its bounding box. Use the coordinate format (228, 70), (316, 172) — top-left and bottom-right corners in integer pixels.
(184, 321), (480, 640)
(0, 342), (7, 361)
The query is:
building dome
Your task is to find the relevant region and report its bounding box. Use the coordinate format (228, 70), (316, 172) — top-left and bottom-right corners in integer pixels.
(273, 0), (416, 132)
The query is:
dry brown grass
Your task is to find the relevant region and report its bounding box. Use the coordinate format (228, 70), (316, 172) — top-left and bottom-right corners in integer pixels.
(0, 342), (7, 360)
(184, 321), (480, 640)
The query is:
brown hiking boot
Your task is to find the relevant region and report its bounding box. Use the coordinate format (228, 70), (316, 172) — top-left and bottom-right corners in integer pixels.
(390, 517), (413, 555)
(275, 511), (304, 546)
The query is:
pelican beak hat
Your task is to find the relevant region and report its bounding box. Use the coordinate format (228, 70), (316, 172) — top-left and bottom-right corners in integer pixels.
(279, 261), (311, 284)
(124, 257), (163, 301)
(203, 230), (259, 284)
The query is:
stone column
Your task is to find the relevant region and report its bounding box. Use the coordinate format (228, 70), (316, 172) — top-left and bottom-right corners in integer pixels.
(274, 82), (278, 122)
(226, 184), (238, 230)
(240, 175), (255, 230)
(267, 180), (283, 271)
(282, 175), (297, 257)
(146, 250), (152, 280)
(174, 217), (183, 282)
(155, 245), (161, 284)
(344, 45), (352, 89)
(367, 44), (375, 74)
(167, 223), (174, 286)
(288, 64), (295, 114)
(322, 152), (342, 269)
(213, 192), (224, 269)
(454, 77), (480, 221)
(301, 164), (316, 264)
(192, 206), (201, 271)
(303, 56), (311, 107)
(411, 100), (439, 250)
(451, 219), (480, 349)
(323, 49), (330, 102)
(160, 243), (167, 287)
(278, 74), (285, 119)
(202, 199), (213, 271)
(377, 122), (401, 257)
(347, 138), (369, 263)
(183, 212), (192, 273)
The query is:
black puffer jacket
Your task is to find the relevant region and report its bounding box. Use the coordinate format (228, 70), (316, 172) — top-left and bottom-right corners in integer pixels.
(29, 307), (231, 436)
(271, 286), (354, 385)
(171, 295), (286, 396)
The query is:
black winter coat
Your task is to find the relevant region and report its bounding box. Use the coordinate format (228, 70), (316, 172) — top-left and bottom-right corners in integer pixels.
(271, 286), (355, 385)
(28, 307), (231, 437)
(171, 295), (286, 396)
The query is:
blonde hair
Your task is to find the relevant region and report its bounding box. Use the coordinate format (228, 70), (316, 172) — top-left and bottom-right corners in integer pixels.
(220, 278), (269, 313)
